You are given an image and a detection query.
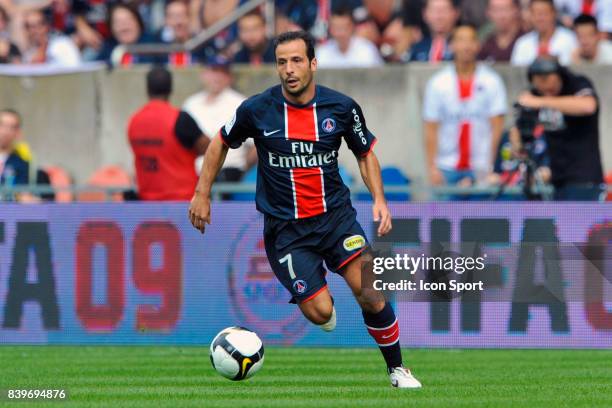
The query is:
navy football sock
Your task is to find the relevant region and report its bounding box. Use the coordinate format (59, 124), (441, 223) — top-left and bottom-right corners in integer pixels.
(362, 302), (403, 369)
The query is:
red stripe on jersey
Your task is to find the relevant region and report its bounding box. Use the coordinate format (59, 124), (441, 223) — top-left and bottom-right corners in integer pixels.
(291, 167), (326, 219)
(285, 102), (325, 218)
(318, 0), (330, 21)
(430, 37), (445, 62)
(337, 247), (366, 270)
(285, 103), (318, 141)
(361, 137), (378, 157)
(456, 77), (474, 171)
(301, 284), (328, 304)
(121, 53), (133, 66)
(170, 52), (190, 66)
(582, 0), (595, 16)
(538, 41), (550, 56)
(367, 319), (400, 347)
(456, 123), (472, 170)
(217, 131), (230, 147)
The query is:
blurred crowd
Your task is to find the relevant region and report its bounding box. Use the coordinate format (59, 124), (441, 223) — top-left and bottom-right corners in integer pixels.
(1, 0), (611, 203)
(0, 0), (611, 67)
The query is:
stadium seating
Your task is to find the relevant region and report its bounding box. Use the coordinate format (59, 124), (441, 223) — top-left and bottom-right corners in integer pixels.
(77, 165), (131, 202)
(338, 165), (354, 187)
(231, 166), (258, 201)
(355, 166), (411, 201)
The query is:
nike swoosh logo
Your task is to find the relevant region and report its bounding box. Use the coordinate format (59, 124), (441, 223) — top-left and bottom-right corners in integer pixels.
(382, 329), (398, 340)
(263, 129), (281, 136)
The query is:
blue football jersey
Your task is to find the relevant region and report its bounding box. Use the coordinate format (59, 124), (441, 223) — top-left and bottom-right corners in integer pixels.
(220, 85), (377, 220)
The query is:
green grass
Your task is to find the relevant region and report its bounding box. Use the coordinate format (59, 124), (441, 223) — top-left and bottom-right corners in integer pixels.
(0, 347), (610, 407)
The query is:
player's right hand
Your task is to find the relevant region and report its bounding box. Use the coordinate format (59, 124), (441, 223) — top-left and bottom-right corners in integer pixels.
(188, 193), (211, 234)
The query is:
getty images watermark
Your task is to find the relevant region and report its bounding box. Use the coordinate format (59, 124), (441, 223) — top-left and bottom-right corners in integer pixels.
(371, 253), (487, 293)
(360, 241), (612, 303)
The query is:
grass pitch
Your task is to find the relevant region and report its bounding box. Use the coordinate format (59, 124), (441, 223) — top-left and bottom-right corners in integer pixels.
(0, 346), (610, 407)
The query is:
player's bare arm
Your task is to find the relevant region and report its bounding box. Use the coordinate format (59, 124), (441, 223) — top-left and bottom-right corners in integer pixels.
(424, 121), (443, 185)
(357, 151), (392, 237)
(188, 135), (229, 234)
(517, 92), (597, 116)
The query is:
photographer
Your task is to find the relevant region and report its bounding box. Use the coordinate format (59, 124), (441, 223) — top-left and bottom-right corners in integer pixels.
(512, 57), (605, 201)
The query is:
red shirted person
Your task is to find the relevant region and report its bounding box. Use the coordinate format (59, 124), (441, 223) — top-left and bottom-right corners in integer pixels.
(128, 67), (210, 201)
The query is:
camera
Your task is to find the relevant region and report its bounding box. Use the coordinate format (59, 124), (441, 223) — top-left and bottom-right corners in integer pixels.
(513, 103), (539, 146)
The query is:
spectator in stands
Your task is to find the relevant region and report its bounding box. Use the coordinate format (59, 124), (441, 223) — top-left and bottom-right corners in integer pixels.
(72, 0), (113, 58)
(554, 0), (612, 33)
(128, 66), (210, 201)
(159, 0), (198, 66)
(128, 0), (166, 36)
(0, 107), (53, 202)
(160, 0), (190, 44)
(460, 0), (489, 27)
(233, 10), (275, 65)
(275, 11), (305, 36)
(316, 7), (384, 68)
(96, 3), (153, 67)
(514, 57), (604, 200)
(277, 0), (321, 37)
(401, 0), (427, 49)
(510, 0), (577, 65)
(183, 56), (256, 184)
(571, 14), (612, 64)
(355, 0), (404, 60)
(0, 109), (28, 189)
(22, 9), (81, 66)
(423, 25), (507, 189)
(193, 0), (240, 60)
(519, 0), (533, 32)
(479, 0), (524, 62)
(405, 0), (459, 62)
(0, 5), (21, 63)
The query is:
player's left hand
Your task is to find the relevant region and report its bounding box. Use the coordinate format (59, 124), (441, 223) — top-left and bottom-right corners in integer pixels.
(372, 200), (392, 237)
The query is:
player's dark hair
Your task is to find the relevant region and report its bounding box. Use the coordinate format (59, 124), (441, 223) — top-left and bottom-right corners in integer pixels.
(0, 109), (22, 128)
(529, 0), (555, 9)
(273, 30), (316, 62)
(146, 66), (172, 99)
(574, 14), (598, 30)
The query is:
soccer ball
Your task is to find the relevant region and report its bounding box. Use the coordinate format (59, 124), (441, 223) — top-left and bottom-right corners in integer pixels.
(209, 327), (264, 380)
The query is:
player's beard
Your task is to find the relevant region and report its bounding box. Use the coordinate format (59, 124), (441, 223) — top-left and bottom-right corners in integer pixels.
(282, 71), (313, 98)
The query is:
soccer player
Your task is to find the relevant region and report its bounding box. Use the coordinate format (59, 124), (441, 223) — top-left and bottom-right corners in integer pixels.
(188, 31), (421, 388)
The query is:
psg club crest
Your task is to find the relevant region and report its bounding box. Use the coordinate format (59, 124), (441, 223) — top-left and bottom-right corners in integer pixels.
(321, 118), (336, 133)
(227, 214), (309, 345)
(292, 280), (307, 294)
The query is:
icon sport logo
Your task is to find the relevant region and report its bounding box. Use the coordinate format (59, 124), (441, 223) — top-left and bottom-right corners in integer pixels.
(321, 118), (336, 133)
